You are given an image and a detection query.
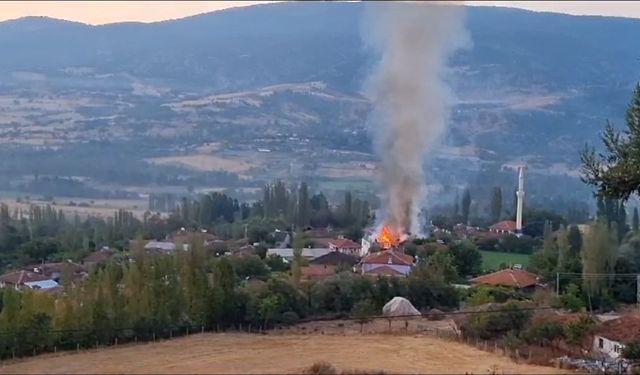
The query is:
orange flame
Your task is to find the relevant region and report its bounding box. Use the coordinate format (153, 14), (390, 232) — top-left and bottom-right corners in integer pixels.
(378, 225), (400, 249)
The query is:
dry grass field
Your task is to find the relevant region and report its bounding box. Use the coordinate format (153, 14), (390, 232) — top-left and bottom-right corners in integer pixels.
(146, 154), (258, 173)
(0, 333), (564, 374)
(0, 198), (151, 220)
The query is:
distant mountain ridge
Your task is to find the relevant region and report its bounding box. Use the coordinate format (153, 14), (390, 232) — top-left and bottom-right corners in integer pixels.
(0, 2), (639, 202)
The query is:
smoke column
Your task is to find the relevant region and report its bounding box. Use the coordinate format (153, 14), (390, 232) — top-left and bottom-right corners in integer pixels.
(363, 1), (468, 236)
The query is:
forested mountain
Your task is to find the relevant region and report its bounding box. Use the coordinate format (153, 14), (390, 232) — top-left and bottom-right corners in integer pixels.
(1, 2), (639, 203)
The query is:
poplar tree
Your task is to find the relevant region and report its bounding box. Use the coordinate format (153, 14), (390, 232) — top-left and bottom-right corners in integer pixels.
(582, 83), (640, 199)
(490, 187), (502, 223)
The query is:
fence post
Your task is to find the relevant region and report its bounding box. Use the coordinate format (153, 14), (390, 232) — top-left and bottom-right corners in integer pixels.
(54, 346), (57, 353)
(134, 336), (137, 344)
(33, 348), (36, 356)
(96, 341), (99, 349)
(115, 337), (118, 346)
(201, 325), (204, 334)
(186, 327), (189, 336)
(169, 330), (172, 339)
(153, 332), (156, 342)
(76, 343), (80, 352)
(494, 342), (498, 353)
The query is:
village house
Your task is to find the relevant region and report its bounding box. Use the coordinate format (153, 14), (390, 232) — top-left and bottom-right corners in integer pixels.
(327, 236), (361, 256)
(266, 247), (332, 261)
(299, 251), (360, 281)
(301, 264), (336, 281)
(0, 270), (57, 290)
(488, 220), (518, 234)
(82, 247), (116, 269)
(592, 314), (640, 360)
(309, 251), (359, 266)
(360, 249), (414, 277)
(144, 241), (190, 253)
(27, 261), (88, 283)
(469, 268), (541, 291)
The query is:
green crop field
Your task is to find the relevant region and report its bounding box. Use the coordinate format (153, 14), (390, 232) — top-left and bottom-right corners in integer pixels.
(480, 250), (531, 271)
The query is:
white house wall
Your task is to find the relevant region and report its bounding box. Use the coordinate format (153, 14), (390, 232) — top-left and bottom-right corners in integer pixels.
(593, 335), (624, 359)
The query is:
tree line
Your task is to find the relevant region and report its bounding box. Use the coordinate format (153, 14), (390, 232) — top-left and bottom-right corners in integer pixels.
(0, 236), (459, 359)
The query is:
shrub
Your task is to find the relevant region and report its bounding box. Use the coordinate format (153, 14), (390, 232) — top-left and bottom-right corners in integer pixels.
(462, 301), (533, 340)
(559, 283), (584, 312)
(565, 314), (596, 346)
(281, 311), (300, 325)
(523, 320), (565, 346)
(304, 362), (338, 375)
(623, 340), (640, 360)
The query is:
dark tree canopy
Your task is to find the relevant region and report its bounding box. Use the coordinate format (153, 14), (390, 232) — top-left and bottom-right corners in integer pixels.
(582, 84), (640, 200)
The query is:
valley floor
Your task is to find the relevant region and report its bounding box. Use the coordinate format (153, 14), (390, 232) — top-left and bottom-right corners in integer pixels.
(0, 332), (563, 374)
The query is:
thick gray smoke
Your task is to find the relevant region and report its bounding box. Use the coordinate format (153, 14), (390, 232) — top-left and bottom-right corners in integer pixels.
(363, 2), (468, 236)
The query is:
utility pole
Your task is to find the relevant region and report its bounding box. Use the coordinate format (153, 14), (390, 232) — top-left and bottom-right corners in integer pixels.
(556, 272), (560, 296)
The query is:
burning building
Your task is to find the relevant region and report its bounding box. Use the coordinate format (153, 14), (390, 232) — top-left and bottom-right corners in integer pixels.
(363, 2), (468, 247)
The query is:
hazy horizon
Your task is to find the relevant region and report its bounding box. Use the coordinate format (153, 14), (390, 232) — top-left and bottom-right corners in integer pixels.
(1, 1), (640, 25)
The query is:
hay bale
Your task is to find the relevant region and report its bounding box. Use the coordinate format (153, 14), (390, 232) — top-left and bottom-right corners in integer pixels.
(382, 297), (420, 317)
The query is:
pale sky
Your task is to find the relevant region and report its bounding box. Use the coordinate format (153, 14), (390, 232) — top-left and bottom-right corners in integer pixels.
(0, 1), (639, 25)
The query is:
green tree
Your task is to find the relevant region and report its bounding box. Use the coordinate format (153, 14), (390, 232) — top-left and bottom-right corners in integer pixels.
(622, 340), (640, 360)
(453, 191), (460, 220)
(461, 188), (471, 225)
(449, 240), (482, 276)
(581, 83), (640, 200)
(556, 224), (570, 272)
(581, 220), (617, 300)
(425, 250), (458, 283)
(490, 187), (502, 224)
(258, 295), (280, 328)
(296, 182), (311, 228)
(542, 220), (558, 262)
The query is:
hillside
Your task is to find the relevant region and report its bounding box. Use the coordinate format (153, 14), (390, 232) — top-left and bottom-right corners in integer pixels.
(0, 3), (639, 203)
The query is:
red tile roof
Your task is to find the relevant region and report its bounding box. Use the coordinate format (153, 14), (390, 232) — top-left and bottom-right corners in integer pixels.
(364, 265), (405, 277)
(328, 238), (361, 249)
(0, 270), (50, 285)
(470, 268), (540, 288)
(301, 264), (336, 280)
(489, 220), (518, 232)
(596, 314), (640, 344)
(309, 251), (359, 266)
(34, 262), (87, 275)
(362, 249), (414, 266)
(83, 250), (115, 264)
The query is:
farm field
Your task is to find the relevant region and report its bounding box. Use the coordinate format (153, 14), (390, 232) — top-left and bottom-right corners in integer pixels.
(480, 250), (531, 271)
(0, 332), (563, 374)
(0, 197), (151, 220)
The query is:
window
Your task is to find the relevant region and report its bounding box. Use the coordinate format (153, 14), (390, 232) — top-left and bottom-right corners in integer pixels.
(598, 338), (604, 349)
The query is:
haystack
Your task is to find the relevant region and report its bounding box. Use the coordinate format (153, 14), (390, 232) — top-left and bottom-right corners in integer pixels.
(382, 297), (420, 317)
